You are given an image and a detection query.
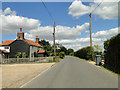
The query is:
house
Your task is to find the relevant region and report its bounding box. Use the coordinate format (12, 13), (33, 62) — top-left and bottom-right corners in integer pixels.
(0, 28), (45, 58)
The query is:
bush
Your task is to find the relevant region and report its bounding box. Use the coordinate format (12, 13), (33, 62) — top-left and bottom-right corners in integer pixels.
(69, 52), (74, 56)
(104, 33), (120, 74)
(22, 52), (26, 58)
(15, 52), (22, 58)
(74, 46), (94, 60)
(59, 52), (65, 59)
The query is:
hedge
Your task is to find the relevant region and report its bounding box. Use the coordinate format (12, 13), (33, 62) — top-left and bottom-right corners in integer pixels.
(104, 33), (120, 74)
(74, 46), (94, 60)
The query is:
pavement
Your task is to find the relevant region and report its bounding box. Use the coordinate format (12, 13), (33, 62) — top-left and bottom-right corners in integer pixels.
(2, 63), (55, 88)
(22, 56), (118, 88)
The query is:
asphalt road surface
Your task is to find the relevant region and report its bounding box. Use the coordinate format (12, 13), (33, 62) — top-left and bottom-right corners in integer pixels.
(22, 56), (118, 88)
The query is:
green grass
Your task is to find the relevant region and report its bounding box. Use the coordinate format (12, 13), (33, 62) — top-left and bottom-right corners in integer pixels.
(73, 56), (92, 61)
(100, 65), (120, 76)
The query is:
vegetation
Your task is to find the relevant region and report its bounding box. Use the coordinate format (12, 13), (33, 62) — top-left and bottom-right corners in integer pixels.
(69, 52), (74, 56)
(67, 48), (74, 55)
(15, 52), (27, 58)
(104, 33), (120, 74)
(94, 44), (103, 52)
(39, 40), (53, 56)
(22, 52), (26, 58)
(15, 52), (22, 58)
(74, 46), (94, 60)
(59, 52), (65, 59)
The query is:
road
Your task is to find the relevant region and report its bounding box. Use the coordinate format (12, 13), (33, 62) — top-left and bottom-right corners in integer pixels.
(22, 56), (118, 88)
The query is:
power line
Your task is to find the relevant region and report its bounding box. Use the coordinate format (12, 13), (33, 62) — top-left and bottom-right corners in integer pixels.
(41, 0), (54, 20)
(91, 0), (104, 14)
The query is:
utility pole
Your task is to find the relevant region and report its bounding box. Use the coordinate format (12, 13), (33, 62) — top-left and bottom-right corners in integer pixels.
(89, 13), (94, 61)
(89, 13), (92, 48)
(53, 20), (56, 57)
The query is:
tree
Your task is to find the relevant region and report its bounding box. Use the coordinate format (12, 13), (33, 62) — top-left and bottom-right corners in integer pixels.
(39, 40), (53, 56)
(59, 52), (65, 59)
(39, 40), (52, 51)
(60, 46), (67, 55)
(67, 48), (74, 55)
(94, 44), (103, 51)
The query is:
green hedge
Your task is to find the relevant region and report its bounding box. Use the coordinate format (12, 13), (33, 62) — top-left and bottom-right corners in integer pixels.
(74, 46), (94, 60)
(104, 33), (120, 74)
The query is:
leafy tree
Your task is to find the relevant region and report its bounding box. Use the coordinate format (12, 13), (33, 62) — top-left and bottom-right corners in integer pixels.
(39, 40), (53, 56)
(60, 46), (67, 55)
(59, 52), (65, 59)
(67, 48), (74, 55)
(69, 52), (74, 56)
(94, 44), (103, 51)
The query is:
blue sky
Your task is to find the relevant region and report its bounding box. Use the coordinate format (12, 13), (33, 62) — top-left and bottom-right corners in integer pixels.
(1, 1), (119, 50)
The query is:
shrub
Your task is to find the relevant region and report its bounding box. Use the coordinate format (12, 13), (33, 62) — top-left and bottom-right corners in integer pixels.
(15, 52), (22, 58)
(104, 33), (120, 74)
(22, 52), (26, 58)
(59, 52), (65, 59)
(69, 52), (74, 56)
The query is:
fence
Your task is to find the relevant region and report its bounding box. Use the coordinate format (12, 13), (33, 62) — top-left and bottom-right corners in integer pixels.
(1, 57), (49, 64)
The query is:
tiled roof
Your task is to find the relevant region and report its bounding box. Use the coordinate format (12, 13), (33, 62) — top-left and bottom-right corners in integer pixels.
(24, 39), (43, 48)
(37, 50), (45, 54)
(0, 39), (43, 48)
(0, 40), (15, 46)
(0, 49), (9, 53)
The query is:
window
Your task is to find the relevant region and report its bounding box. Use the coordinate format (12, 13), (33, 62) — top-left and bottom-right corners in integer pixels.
(5, 46), (9, 49)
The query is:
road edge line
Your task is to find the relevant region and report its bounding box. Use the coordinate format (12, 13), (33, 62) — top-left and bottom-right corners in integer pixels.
(19, 65), (52, 88)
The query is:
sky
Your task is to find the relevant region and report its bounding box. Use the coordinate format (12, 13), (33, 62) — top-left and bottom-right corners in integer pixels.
(0, 0), (119, 51)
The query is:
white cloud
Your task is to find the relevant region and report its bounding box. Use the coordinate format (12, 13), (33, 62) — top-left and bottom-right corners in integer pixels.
(0, 8), (40, 34)
(68, 0), (90, 18)
(92, 27), (118, 38)
(28, 22), (89, 40)
(68, 0), (118, 19)
(2, 7), (16, 16)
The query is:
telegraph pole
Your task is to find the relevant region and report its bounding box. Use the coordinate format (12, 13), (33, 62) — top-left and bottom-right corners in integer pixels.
(89, 13), (92, 48)
(53, 20), (56, 57)
(89, 13), (94, 61)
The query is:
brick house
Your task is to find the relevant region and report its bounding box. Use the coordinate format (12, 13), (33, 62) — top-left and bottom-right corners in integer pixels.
(0, 28), (45, 58)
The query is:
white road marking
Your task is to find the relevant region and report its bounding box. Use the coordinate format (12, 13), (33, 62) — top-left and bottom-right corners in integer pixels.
(20, 66), (52, 88)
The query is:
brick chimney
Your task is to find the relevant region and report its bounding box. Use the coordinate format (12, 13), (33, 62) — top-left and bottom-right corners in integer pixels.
(17, 28), (24, 39)
(36, 36), (39, 43)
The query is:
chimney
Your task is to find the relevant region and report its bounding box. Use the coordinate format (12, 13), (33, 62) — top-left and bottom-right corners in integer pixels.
(17, 28), (24, 39)
(36, 36), (39, 43)
(20, 28), (22, 32)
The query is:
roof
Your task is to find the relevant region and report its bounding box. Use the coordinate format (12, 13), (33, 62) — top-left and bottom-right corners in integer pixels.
(37, 50), (45, 54)
(0, 40), (15, 46)
(0, 49), (9, 53)
(24, 39), (43, 48)
(0, 39), (43, 48)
